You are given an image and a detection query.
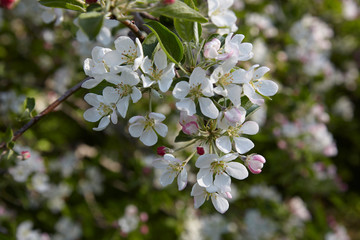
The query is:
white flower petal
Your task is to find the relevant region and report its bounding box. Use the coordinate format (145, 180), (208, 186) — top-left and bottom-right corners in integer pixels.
(255, 80), (278, 96)
(194, 194), (206, 209)
(197, 167), (213, 187)
(84, 93), (100, 106)
(211, 194), (229, 214)
(226, 162), (248, 180)
(191, 183), (205, 196)
(254, 66), (270, 79)
(153, 159), (169, 169)
(234, 137), (254, 154)
(103, 50), (124, 67)
(82, 78), (102, 89)
(160, 170), (176, 187)
(116, 96), (130, 118)
(93, 116), (110, 131)
(196, 154), (218, 168)
(140, 128), (158, 146)
(216, 136), (232, 153)
(240, 121), (259, 135)
(176, 98), (196, 116)
(110, 111), (118, 124)
(129, 122), (145, 138)
(131, 87), (142, 103)
(173, 81), (190, 99)
(141, 75), (154, 88)
(214, 173), (231, 191)
(227, 84), (242, 107)
(177, 168), (187, 191)
(199, 97), (219, 119)
(154, 49), (167, 70)
(83, 108), (102, 122)
(103, 87), (119, 104)
(154, 123), (168, 137)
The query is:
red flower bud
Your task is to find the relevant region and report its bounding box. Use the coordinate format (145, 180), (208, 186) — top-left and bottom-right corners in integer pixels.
(157, 146), (167, 156)
(197, 147), (205, 155)
(163, 0), (175, 5)
(86, 0), (98, 3)
(0, 0), (16, 9)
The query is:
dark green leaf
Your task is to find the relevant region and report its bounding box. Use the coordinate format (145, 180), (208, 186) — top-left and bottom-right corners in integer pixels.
(174, 19), (201, 42)
(38, 0), (86, 12)
(142, 33), (158, 59)
(245, 104), (260, 118)
(4, 127), (13, 143)
(25, 97), (35, 113)
(152, 1), (207, 23)
(174, 131), (193, 143)
(78, 12), (104, 40)
(86, 3), (102, 12)
(145, 21), (184, 63)
(184, 0), (198, 10)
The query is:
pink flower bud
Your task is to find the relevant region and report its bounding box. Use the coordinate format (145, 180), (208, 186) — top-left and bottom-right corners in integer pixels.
(140, 212), (149, 222)
(21, 151), (31, 159)
(140, 225), (149, 235)
(204, 38), (221, 59)
(225, 192), (232, 199)
(245, 154), (266, 174)
(163, 0), (175, 4)
(157, 146), (167, 156)
(197, 147), (205, 155)
(0, 0), (16, 9)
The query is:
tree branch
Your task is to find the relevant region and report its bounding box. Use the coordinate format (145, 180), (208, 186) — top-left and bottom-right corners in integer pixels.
(0, 77), (91, 149)
(120, 19), (145, 42)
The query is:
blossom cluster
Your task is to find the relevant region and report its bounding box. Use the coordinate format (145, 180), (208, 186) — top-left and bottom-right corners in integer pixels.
(82, 29), (278, 213)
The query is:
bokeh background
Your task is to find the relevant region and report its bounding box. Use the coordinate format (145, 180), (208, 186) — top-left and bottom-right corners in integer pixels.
(0, 0), (359, 239)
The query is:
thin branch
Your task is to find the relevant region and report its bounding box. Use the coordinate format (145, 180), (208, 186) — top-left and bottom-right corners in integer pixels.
(139, 12), (159, 21)
(120, 19), (145, 42)
(0, 77), (90, 149)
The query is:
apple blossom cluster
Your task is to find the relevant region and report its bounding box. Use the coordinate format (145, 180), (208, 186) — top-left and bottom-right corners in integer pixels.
(82, 28), (278, 213)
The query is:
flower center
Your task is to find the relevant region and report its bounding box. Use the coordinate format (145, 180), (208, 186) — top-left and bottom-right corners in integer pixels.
(116, 83), (133, 97)
(210, 161), (226, 175)
(218, 73), (233, 87)
(121, 46), (137, 65)
(188, 84), (202, 100)
(97, 102), (112, 116)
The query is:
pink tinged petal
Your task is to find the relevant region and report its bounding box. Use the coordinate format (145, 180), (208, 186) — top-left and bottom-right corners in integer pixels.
(224, 107), (245, 125)
(199, 97), (219, 119)
(154, 123), (168, 137)
(103, 87), (119, 104)
(177, 168), (187, 191)
(160, 170), (176, 186)
(131, 87), (142, 103)
(197, 167), (213, 187)
(116, 96), (130, 118)
(204, 38), (221, 59)
(243, 84), (264, 105)
(84, 93), (100, 107)
(149, 112), (166, 121)
(182, 122), (199, 135)
(173, 81), (190, 99)
(226, 162), (249, 180)
(226, 84), (242, 107)
(141, 75), (154, 88)
(111, 111), (118, 124)
(254, 80), (279, 96)
(240, 121), (259, 135)
(196, 154), (218, 168)
(176, 99), (196, 116)
(216, 136), (232, 153)
(93, 116), (110, 131)
(82, 78), (102, 89)
(191, 183), (205, 196)
(140, 56), (152, 74)
(194, 194), (206, 209)
(140, 128), (158, 146)
(154, 49), (167, 70)
(214, 173), (231, 192)
(234, 137), (254, 154)
(211, 194), (229, 214)
(103, 50), (124, 67)
(84, 108), (102, 122)
(129, 122), (145, 138)
(153, 159), (169, 169)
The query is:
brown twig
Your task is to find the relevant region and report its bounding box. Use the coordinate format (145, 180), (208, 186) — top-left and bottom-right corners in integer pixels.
(139, 12), (159, 21)
(0, 77), (90, 149)
(120, 19), (145, 42)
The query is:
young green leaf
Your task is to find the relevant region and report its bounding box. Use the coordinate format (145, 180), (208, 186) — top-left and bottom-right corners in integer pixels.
(24, 97), (35, 113)
(78, 12), (104, 40)
(145, 21), (184, 63)
(4, 127), (13, 144)
(174, 19), (202, 42)
(152, 1), (207, 23)
(39, 0), (86, 12)
(142, 33), (159, 59)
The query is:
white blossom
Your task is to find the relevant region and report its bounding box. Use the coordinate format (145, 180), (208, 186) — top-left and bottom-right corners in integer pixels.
(128, 112), (168, 146)
(208, 0), (238, 34)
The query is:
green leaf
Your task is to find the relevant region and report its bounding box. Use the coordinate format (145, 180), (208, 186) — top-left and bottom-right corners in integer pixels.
(142, 33), (158, 59)
(245, 104), (260, 119)
(38, 0), (86, 12)
(152, 1), (207, 23)
(174, 19), (201, 42)
(24, 97), (35, 113)
(145, 21), (184, 63)
(78, 12), (104, 40)
(86, 3), (102, 12)
(184, 0), (198, 10)
(4, 127), (13, 143)
(174, 131), (193, 143)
